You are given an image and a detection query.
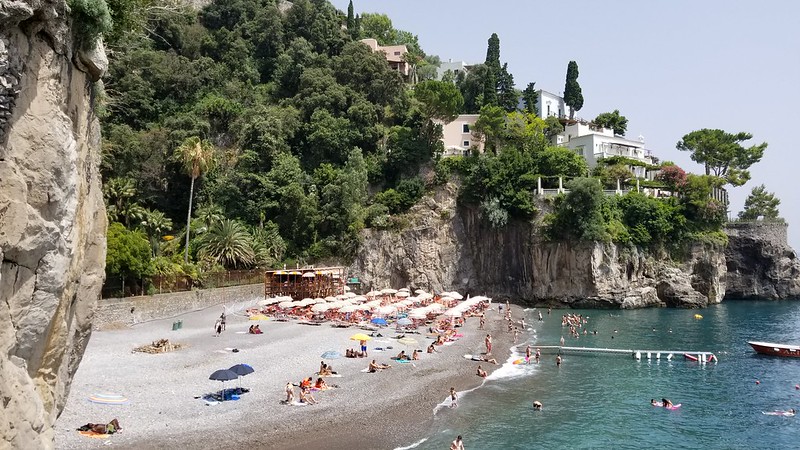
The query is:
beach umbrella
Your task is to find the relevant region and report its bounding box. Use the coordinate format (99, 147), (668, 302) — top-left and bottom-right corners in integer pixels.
(427, 303), (445, 311)
(366, 291), (381, 297)
(209, 369), (239, 401)
(257, 299), (270, 306)
(325, 296), (338, 302)
(353, 296), (367, 302)
(229, 364), (255, 376)
(343, 285), (351, 291)
(339, 305), (358, 313)
(398, 287), (410, 292)
(450, 292), (464, 300)
(381, 288), (398, 295)
(278, 301), (294, 309)
(321, 350), (342, 359)
(371, 317), (388, 326)
(311, 303), (330, 312)
(440, 296), (455, 303)
(345, 292), (356, 298)
(395, 291), (410, 298)
(414, 289), (427, 295)
(350, 333), (372, 341)
(443, 308), (463, 317)
(377, 305), (397, 315)
(397, 317), (413, 326)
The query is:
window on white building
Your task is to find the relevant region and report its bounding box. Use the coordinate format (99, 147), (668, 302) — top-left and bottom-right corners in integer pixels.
(462, 124), (470, 133)
(394, 51), (401, 55)
(463, 140), (470, 148)
(574, 146), (584, 156)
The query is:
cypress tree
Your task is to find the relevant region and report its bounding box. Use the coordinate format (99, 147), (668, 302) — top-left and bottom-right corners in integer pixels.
(347, 0), (356, 39)
(482, 33), (501, 106)
(563, 60), (583, 119)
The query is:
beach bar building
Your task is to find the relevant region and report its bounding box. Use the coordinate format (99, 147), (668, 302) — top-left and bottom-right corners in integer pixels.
(264, 267), (346, 300)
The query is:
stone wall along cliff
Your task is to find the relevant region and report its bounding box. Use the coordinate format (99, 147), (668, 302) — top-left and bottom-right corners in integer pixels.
(724, 221), (800, 299)
(354, 183), (726, 309)
(0, 1), (107, 448)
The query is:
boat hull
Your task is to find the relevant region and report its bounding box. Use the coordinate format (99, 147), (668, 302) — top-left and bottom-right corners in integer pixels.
(748, 341), (800, 358)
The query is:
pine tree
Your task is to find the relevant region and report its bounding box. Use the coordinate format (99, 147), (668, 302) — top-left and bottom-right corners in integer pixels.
(738, 185), (781, 220)
(522, 82), (537, 114)
(563, 61), (583, 119)
(497, 63), (518, 112)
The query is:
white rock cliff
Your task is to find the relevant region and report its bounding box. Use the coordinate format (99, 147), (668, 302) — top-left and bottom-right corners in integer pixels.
(0, 1), (107, 448)
(355, 182), (726, 308)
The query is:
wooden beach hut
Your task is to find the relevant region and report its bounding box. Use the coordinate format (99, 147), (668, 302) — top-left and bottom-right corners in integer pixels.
(264, 267), (345, 300)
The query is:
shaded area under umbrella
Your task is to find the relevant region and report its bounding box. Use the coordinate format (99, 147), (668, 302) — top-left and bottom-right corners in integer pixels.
(229, 363), (255, 393)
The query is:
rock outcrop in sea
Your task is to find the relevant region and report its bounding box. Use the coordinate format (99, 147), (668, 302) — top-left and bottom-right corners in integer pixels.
(0, 1), (107, 448)
(354, 182), (798, 308)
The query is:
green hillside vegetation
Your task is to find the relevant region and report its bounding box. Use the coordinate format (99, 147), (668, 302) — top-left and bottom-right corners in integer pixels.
(93, 0), (757, 294)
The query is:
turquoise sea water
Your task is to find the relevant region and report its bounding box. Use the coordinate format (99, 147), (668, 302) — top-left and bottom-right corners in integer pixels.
(405, 301), (800, 450)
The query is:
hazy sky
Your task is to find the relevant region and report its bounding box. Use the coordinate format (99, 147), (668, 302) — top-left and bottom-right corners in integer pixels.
(332, 0), (800, 249)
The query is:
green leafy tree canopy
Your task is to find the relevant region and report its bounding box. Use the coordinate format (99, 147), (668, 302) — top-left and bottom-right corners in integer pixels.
(739, 184), (781, 220)
(563, 60), (583, 119)
(676, 129), (767, 186)
(593, 110), (628, 136)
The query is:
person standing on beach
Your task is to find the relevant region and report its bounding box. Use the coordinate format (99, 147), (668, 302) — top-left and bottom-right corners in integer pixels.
(220, 309), (226, 331)
(214, 319), (222, 337)
(525, 345), (532, 362)
(451, 435), (465, 450)
(513, 327), (520, 343)
(450, 387), (458, 408)
(479, 314), (485, 330)
(485, 334), (492, 354)
(285, 382), (294, 403)
(360, 339), (368, 357)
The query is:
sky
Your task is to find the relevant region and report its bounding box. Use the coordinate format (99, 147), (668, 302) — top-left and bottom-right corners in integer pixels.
(332, 0), (800, 249)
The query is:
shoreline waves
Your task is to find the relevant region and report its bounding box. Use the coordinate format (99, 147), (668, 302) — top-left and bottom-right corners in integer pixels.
(55, 302), (524, 449)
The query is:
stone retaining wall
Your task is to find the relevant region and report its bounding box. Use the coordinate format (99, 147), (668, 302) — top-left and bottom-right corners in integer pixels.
(93, 283), (265, 329)
(725, 221), (788, 246)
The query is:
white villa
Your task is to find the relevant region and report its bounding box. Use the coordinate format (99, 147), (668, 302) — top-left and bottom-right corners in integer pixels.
(435, 114), (484, 157)
(557, 123), (657, 178)
(536, 89), (572, 120)
(436, 60), (471, 80)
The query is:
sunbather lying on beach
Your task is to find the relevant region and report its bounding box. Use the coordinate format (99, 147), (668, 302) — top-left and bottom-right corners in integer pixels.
(77, 419), (121, 435)
(476, 365), (488, 378)
(396, 350), (410, 360)
(368, 359), (391, 373)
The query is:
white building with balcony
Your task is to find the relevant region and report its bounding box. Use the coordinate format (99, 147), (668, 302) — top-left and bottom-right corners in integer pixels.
(436, 60), (471, 80)
(435, 114), (484, 157)
(558, 123), (657, 179)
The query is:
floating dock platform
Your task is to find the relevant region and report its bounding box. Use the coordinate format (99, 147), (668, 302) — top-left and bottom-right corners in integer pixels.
(535, 345), (718, 363)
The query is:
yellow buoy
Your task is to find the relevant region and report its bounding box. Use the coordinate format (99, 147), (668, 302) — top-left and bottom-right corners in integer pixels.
(694, 314), (703, 319)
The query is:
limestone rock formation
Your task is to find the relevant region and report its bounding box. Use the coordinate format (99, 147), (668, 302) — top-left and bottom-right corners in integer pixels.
(0, 1), (107, 448)
(724, 222), (800, 299)
(354, 182), (726, 309)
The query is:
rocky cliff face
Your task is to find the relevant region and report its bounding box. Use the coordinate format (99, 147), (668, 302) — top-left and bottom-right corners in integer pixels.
(724, 222), (800, 299)
(0, 1), (107, 448)
(354, 183), (726, 309)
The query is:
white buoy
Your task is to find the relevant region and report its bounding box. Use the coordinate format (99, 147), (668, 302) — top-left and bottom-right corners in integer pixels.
(667, 353), (673, 360)
(656, 352), (661, 360)
(647, 352), (651, 359)
(635, 351), (641, 360)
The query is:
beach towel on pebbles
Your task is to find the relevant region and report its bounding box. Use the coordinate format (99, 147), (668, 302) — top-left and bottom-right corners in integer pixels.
(78, 431), (110, 439)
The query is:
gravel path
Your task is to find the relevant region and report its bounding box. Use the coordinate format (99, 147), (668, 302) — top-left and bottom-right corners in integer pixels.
(54, 302), (520, 449)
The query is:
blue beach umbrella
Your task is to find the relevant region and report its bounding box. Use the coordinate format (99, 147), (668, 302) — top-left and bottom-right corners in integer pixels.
(209, 369), (239, 400)
(397, 318), (413, 326)
(371, 317), (388, 326)
(321, 350), (342, 359)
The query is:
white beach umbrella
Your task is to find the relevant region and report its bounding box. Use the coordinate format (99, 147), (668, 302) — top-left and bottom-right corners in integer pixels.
(381, 288), (398, 295)
(366, 291), (381, 297)
(278, 301), (294, 309)
(468, 295), (489, 303)
(408, 309), (428, 319)
(443, 308), (463, 317)
(427, 303), (445, 311)
(366, 299), (382, 308)
(353, 296), (367, 302)
(337, 294), (349, 300)
(377, 305), (397, 315)
(418, 292), (433, 300)
(312, 303), (330, 312)
(395, 291), (410, 298)
(325, 296), (338, 302)
(345, 292), (356, 298)
(440, 296), (455, 303)
(449, 292), (464, 300)
(343, 285), (351, 291)
(398, 287), (410, 292)
(414, 289), (427, 295)
(356, 304), (372, 311)
(339, 305), (358, 313)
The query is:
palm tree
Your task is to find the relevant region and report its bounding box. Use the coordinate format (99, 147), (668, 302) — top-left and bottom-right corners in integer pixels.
(174, 137), (215, 263)
(197, 219), (255, 269)
(250, 223), (286, 267)
(140, 209), (173, 256)
(104, 177), (143, 226)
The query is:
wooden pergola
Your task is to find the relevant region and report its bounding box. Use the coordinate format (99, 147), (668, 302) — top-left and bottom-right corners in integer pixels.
(264, 267), (346, 300)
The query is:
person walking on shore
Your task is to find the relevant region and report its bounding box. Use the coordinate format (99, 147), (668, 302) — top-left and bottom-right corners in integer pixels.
(485, 334), (492, 355)
(450, 387), (458, 408)
(451, 435), (465, 450)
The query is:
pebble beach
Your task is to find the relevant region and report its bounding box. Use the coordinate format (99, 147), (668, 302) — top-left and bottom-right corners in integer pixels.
(54, 301), (521, 449)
